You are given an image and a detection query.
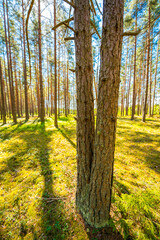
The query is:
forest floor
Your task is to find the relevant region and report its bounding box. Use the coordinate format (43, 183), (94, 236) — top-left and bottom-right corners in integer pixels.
(0, 115), (160, 240)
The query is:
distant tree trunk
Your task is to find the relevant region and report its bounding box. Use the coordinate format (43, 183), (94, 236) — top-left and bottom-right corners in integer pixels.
(66, 59), (69, 115)
(54, 0), (58, 127)
(75, 0), (124, 229)
(0, 59), (6, 124)
(35, 53), (40, 117)
(149, 30), (153, 117)
(143, 0), (151, 122)
(152, 35), (159, 116)
(47, 50), (49, 116)
(58, 41), (60, 116)
(131, 0), (137, 120)
(4, 0), (17, 123)
(13, 55), (20, 118)
(22, 0), (29, 121)
(126, 53), (132, 116)
(38, 0), (45, 122)
(51, 66), (54, 115)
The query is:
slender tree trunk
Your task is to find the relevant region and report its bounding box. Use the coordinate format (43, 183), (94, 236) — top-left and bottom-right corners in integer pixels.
(131, 0), (137, 120)
(54, 0), (58, 126)
(14, 55), (20, 118)
(38, 0), (45, 122)
(143, 1), (151, 122)
(0, 59), (6, 124)
(22, 0), (29, 121)
(58, 41), (60, 116)
(51, 66), (54, 115)
(149, 30), (153, 117)
(3, 0), (17, 123)
(152, 35), (159, 116)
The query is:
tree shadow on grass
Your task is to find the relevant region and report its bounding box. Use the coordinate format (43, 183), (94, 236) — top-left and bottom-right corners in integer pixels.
(18, 122), (70, 239)
(58, 127), (76, 149)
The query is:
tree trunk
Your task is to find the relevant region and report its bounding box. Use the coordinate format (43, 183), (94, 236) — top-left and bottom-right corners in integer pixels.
(149, 30), (153, 117)
(38, 0), (45, 122)
(75, 0), (95, 213)
(22, 0), (29, 121)
(152, 35), (159, 116)
(75, 0), (124, 229)
(54, 0), (58, 127)
(131, 0), (137, 120)
(0, 59), (6, 124)
(143, 1), (151, 122)
(3, 0), (17, 123)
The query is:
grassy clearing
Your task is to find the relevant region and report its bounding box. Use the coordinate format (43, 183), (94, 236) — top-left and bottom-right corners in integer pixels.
(0, 116), (159, 240)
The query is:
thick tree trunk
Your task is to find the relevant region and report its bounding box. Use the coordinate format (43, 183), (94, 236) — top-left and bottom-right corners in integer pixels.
(76, 0), (124, 228)
(75, 0), (95, 213)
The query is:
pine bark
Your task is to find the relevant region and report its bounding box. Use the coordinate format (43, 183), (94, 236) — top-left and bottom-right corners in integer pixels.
(75, 0), (124, 228)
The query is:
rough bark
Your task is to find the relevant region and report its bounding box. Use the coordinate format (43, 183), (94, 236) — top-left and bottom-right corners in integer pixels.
(75, 0), (95, 212)
(76, 0), (124, 228)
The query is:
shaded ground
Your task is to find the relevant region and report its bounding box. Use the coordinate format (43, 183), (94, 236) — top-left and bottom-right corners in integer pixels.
(0, 115), (160, 240)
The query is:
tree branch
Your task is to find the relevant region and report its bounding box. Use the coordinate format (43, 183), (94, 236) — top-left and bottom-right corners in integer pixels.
(69, 68), (75, 72)
(123, 29), (141, 36)
(26, 0), (35, 85)
(64, 37), (75, 41)
(63, 0), (75, 8)
(52, 17), (74, 31)
(90, 20), (101, 39)
(63, 23), (76, 33)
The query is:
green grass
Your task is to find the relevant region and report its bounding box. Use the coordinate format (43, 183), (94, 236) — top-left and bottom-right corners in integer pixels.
(0, 115), (160, 240)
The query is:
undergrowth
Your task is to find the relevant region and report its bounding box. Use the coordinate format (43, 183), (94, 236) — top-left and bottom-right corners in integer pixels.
(0, 115), (159, 240)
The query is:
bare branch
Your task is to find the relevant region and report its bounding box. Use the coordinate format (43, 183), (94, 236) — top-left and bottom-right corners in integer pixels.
(63, 23), (76, 33)
(123, 29), (141, 37)
(52, 17), (74, 30)
(90, 20), (101, 39)
(95, 0), (102, 15)
(69, 68), (75, 72)
(90, 0), (96, 15)
(64, 37), (75, 41)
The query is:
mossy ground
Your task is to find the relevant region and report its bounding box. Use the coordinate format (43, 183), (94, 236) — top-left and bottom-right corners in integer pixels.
(0, 115), (159, 240)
